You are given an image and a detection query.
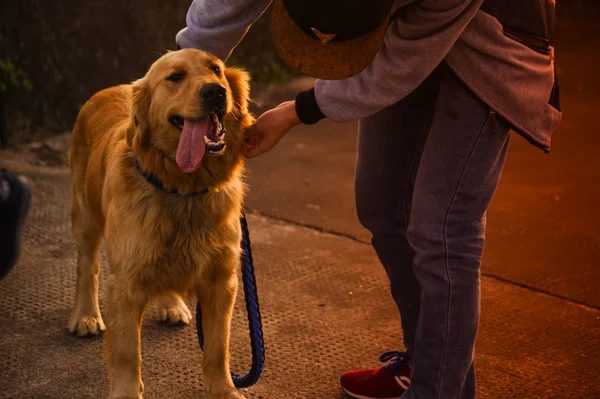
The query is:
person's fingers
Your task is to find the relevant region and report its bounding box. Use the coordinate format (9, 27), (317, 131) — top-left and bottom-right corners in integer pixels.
(243, 137), (270, 159)
(244, 135), (259, 149)
(241, 121), (260, 156)
(242, 136), (260, 158)
(240, 103), (297, 158)
(243, 120), (258, 139)
(242, 143), (260, 158)
(244, 132), (282, 159)
(242, 113), (270, 158)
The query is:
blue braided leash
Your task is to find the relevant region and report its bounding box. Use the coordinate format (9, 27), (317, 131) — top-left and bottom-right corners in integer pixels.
(196, 212), (265, 388)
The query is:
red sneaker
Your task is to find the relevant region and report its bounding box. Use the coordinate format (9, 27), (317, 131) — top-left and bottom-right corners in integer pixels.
(341, 351), (411, 399)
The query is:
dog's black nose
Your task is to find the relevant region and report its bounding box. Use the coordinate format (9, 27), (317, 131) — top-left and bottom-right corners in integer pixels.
(201, 84), (226, 109)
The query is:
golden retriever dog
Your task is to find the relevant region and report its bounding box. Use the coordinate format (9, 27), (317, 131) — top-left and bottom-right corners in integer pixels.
(67, 49), (252, 399)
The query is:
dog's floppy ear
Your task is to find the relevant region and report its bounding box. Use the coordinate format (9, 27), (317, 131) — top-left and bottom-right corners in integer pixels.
(225, 67), (251, 117)
(127, 77), (151, 149)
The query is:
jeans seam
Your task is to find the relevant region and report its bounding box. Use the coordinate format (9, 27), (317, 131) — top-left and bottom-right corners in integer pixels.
(435, 112), (490, 399)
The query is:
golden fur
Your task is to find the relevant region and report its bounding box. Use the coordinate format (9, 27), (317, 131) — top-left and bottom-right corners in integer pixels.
(68, 49), (252, 399)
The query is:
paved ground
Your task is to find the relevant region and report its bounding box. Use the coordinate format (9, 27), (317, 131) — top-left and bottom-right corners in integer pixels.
(1, 12), (600, 399)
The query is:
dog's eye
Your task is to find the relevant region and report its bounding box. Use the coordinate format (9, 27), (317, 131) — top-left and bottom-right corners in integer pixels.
(210, 65), (221, 75)
(166, 72), (185, 83)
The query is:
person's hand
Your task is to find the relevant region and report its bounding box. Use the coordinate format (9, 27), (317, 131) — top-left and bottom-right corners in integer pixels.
(242, 101), (301, 158)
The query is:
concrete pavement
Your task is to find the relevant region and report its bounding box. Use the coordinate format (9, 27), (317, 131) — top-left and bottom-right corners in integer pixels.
(0, 159), (598, 398)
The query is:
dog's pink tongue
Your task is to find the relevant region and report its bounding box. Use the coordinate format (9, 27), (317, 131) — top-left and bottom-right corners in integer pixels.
(176, 118), (208, 173)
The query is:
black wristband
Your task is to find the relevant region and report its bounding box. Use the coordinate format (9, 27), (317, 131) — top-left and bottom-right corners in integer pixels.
(295, 88), (325, 125)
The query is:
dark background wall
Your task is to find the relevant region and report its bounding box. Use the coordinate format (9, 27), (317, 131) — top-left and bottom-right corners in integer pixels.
(1, 0), (598, 146)
(0, 0), (287, 146)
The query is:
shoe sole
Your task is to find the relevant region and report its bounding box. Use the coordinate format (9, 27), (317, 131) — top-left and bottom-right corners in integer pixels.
(342, 387), (402, 399)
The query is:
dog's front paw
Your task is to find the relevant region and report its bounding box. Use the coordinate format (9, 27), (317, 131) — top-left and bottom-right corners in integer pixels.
(67, 312), (105, 337)
(157, 294), (192, 325)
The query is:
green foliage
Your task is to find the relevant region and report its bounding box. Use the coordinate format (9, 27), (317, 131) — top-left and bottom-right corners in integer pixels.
(0, 59), (33, 96)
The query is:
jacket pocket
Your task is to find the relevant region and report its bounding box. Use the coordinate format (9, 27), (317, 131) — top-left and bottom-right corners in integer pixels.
(503, 27), (551, 56)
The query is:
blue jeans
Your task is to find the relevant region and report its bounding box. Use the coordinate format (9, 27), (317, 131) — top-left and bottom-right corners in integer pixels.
(355, 63), (511, 399)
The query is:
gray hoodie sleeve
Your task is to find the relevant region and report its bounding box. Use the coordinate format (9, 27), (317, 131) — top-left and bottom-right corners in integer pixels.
(177, 0), (482, 123)
(176, 0), (273, 61)
(315, 0), (483, 122)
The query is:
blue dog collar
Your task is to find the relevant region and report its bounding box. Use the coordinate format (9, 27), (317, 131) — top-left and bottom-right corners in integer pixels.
(133, 158), (209, 197)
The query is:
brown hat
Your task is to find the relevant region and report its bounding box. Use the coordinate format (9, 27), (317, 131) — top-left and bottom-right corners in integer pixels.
(272, 0), (393, 80)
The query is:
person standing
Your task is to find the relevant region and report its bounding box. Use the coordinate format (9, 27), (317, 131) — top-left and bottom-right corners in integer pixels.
(177, 0), (560, 398)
